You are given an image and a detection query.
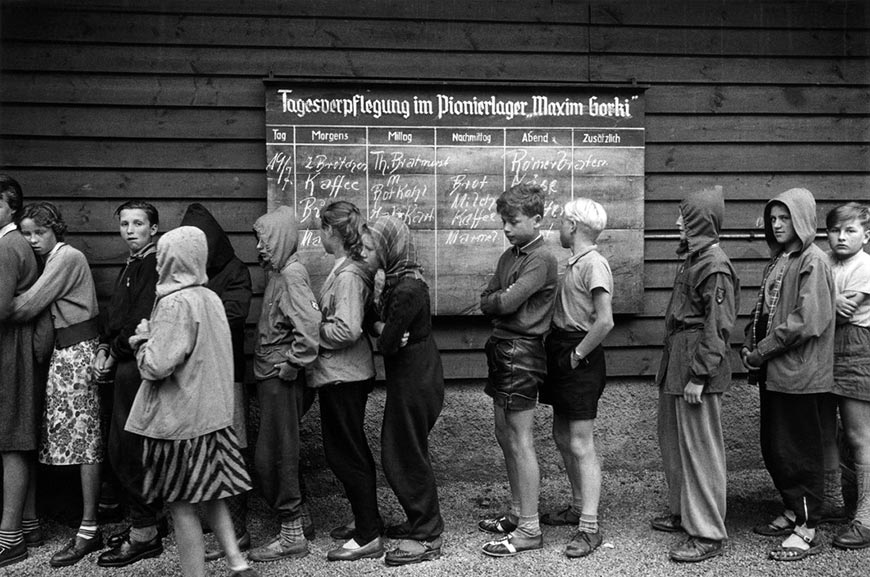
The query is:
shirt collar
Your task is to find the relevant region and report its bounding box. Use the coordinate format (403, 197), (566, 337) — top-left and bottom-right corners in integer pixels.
(0, 222), (17, 238)
(126, 242), (157, 264)
(567, 244), (598, 266)
(513, 233), (544, 255)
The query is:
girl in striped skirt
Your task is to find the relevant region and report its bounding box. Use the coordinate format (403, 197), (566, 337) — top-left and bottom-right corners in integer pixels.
(126, 226), (256, 577)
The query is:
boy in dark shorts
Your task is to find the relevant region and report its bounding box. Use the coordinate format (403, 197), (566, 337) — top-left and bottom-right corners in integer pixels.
(652, 187), (738, 563)
(478, 183), (558, 557)
(539, 198), (614, 558)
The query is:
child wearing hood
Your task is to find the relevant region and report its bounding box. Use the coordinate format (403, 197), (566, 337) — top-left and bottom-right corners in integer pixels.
(126, 226), (255, 577)
(247, 206), (320, 563)
(652, 187), (738, 563)
(180, 203), (253, 560)
(742, 188), (836, 561)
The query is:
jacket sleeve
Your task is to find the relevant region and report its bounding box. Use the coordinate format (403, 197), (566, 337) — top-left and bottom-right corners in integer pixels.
(136, 296), (195, 381)
(378, 283), (423, 356)
(220, 259), (253, 330)
(690, 271), (737, 384)
(110, 260), (158, 360)
(756, 258), (835, 359)
(10, 247), (83, 321)
(320, 272), (368, 350)
(0, 243), (19, 321)
(480, 254), (552, 316)
(277, 266), (320, 367)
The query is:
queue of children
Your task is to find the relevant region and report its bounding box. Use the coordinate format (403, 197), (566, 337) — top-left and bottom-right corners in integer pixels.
(1, 172), (869, 574)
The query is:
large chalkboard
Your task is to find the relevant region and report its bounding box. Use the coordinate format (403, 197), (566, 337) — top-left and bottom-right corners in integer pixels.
(265, 81), (645, 314)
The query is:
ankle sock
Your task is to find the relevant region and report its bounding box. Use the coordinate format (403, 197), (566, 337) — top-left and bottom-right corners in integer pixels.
(21, 518), (40, 535)
(570, 501), (583, 517)
(0, 529), (23, 548)
(280, 518), (304, 544)
(130, 525), (158, 543)
(515, 513), (541, 538)
(824, 468), (845, 509)
(578, 514), (598, 533)
(77, 520), (98, 541)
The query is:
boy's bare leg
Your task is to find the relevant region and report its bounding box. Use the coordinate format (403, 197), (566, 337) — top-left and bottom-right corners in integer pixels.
(553, 416), (600, 521)
(493, 405), (540, 538)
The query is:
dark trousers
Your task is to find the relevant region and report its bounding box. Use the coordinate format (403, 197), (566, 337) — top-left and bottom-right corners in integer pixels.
(381, 343), (445, 540)
(318, 379), (382, 543)
(254, 377), (314, 523)
(107, 359), (162, 529)
(759, 383), (838, 528)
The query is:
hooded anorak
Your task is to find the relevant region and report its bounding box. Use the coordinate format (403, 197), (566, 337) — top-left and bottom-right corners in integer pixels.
(252, 206), (320, 381)
(656, 188), (738, 395)
(744, 188), (835, 394)
(126, 226), (234, 440)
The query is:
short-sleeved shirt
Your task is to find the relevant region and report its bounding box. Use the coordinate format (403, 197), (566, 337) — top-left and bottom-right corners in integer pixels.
(551, 246), (613, 332)
(830, 249), (870, 328)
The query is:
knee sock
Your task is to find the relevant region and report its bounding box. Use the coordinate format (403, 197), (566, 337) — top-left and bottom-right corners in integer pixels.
(856, 463), (870, 525)
(280, 518), (304, 544)
(0, 529), (23, 548)
(824, 468), (845, 510)
(514, 513), (540, 538)
(76, 520), (98, 541)
(578, 514), (598, 534)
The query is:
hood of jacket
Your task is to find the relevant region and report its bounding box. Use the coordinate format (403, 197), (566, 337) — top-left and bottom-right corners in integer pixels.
(678, 186), (723, 255)
(179, 203), (235, 274)
(764, 188), (817, 255)
(155, 226), (208, 298)
(252, 206), (299, 271)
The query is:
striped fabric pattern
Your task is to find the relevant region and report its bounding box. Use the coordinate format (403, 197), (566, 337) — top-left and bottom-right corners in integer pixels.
(141, 427), (252, 504)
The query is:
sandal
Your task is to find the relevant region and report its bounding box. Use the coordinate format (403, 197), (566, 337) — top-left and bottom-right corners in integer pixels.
(481, 533), (543, 557)
(478, 514), (518, 535)
(753, 514), (796, 537)
(769, 530), (822, 562)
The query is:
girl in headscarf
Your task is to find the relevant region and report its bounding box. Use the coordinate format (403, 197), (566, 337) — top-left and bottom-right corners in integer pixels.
(366, 216), (445, 566)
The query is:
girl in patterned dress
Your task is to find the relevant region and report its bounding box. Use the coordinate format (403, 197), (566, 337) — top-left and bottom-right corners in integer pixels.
(10, 202), (104, 567)
(126, 226), (255, 577)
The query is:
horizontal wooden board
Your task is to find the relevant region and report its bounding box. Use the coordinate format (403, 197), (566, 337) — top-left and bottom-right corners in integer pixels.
(3, 139), (866, 174)
(645, 174), (870, 201)
(592, 26), (868, 57)
(43, 0), (591, 23)
(590, 2), (867, 30)
(5, 76), (869, 117)
(0, 8), (588, 52)
(591, 55), (869, 85)
(645, 199), (860, 231)
(0, 42), (590, 81)
(6, 105), (867, 144)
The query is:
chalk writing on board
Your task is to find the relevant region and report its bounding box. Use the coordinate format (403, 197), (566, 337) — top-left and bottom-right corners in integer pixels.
(265, 82), (646, 314)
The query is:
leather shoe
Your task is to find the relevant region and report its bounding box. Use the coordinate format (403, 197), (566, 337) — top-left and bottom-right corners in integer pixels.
(329, 522), (355, 540)
(24, 527), (44, 548)
(204, 530), (251, 561)
(327, 536), (385, 561)
(107, 517), (170, 549)
(541, 506), (581, 526)
(833, 520), (870, 550)
(669, 537), (723, 562)
(97, 534), (163, 567)
(384, 536), (442, 566)
(50, 533), (104, 567)
(0, 541), (27, 569)
(565, 530), (602, 558)
(651, 514), (684, 533)
(247, 536), (308, 562)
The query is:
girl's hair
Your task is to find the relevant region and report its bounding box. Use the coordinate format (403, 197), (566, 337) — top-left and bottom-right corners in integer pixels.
(114, 199), (159, 226)
(321, 200), (366, 261)
(20, 201), (68, 241)
(826, 202), (870, 231)
(564, 197), (607, 240)
(0, 174), (24, 221)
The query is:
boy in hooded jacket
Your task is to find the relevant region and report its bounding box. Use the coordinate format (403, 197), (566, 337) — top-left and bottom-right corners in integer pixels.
(652, 187), (738, 563)
(742, 188), (836, 562)
(247, 206), (321, 563)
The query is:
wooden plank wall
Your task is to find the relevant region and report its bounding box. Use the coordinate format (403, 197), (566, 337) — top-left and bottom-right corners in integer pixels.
(1, 0), (868, 379)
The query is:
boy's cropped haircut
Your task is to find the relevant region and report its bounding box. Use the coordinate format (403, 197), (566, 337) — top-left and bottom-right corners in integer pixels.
(0, 174), (24, 220)
(564, 198), (607, 239)
(20, 201), (68, 241)
(114, 199), (159, 226)
(826, 202), (870, 230)
(496, 183), (545, 218)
